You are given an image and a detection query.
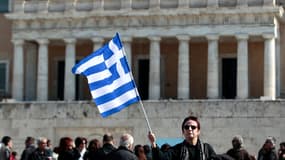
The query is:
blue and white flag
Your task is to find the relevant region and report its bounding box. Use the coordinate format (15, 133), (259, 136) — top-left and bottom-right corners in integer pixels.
(72, 33), (141, 118)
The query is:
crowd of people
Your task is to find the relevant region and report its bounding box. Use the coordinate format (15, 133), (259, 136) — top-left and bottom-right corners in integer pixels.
(0, 116), (284, 160)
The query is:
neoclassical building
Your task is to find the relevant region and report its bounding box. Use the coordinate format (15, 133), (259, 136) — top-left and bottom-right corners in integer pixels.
(2, 0), (285, 155)
(1, 0), (285, 101)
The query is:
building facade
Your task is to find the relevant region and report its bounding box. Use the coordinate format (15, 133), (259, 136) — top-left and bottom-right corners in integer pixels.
(1, 0), (285, 157)
(1, 0), (284, 102)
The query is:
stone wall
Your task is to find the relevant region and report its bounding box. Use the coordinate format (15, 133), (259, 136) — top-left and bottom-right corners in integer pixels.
(0, 100), (285, 157)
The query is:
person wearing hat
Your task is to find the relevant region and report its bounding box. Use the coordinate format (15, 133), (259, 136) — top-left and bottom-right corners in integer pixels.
(226, 135), (251, 160)
(257, 136), (278, 160)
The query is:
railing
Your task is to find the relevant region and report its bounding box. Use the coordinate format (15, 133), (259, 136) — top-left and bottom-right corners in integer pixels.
(12, 0), (278, 13)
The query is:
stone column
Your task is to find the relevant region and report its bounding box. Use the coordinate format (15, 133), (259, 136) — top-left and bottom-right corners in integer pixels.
(207, 0), (218, 7)
(263, 0), (275, 6)
(237, 0), (248, 6)
(178, 0), (189, 8)
(12, 39), (24, 101)
(263, 34), (276, 99)
(36, 39), (49, 101)
(14, 0), (25, 13)
(25, 42), (37, 101)
(121, 0), (132, 10)
(149, 36), (161, 100)
(93, 0), (104, 10)
(91, 37), (104, 51)
(276, 35), (280, 97)
(206, 35), (219, 99)
(150, 0), (160, 9)
(121, 36), (132, 68)
(236, 34), (249, 99)
(38, 0), (48, 13)
(64, 38), (76, 101)
(64, 0), (75, 12)
(177, 35), (190, 99)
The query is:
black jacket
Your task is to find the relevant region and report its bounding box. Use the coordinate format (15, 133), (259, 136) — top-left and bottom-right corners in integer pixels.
(28, 148), (52, 160)
(21, 145), (36, 160)
(83, 143), (116, 160)
(226, 148), (251, 160)
(58, 148), (81, 160)
(258, 147), (278, 160)
(152, 139), (216, 160)
(107, 146), (138, 160)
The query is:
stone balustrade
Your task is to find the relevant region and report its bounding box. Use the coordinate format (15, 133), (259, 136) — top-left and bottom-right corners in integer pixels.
(12, 0), (278, 13)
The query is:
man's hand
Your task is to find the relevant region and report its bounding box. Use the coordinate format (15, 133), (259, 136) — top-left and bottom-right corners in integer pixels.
(148, 132), (157, 148)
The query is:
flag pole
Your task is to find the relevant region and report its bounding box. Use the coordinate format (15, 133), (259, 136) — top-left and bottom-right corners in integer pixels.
(120, 37), (153, 133)
(138, 100), (153, 133)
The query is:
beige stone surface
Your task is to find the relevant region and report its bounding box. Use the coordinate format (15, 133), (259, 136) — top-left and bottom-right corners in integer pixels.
(0, 100), (285, 157)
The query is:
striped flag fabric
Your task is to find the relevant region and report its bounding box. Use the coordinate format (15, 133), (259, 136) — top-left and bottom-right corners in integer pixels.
(72, 33), (141, 117)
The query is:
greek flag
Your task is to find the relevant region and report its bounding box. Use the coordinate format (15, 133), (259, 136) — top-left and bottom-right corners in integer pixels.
(72, 33), (141, 118)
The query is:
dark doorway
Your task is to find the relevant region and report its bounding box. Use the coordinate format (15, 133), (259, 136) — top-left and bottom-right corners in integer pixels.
(222, 58), (237, 99)
(57, 60), (80, 100)
(57, 61), (65, 100)
(138, 59), (149, 100)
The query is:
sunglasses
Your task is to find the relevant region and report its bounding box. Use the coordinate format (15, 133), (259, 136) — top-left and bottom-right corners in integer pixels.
(183, 125), (197, 130)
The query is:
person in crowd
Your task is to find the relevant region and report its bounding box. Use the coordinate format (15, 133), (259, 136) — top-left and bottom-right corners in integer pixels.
(28, 137), (52, 160)
(0, 136), (13, 160)
(143, 145), (152, 160)
(148, 115), (216, 160)
(226, 135), (251, 160)
(21, 137), (36, 160)
(83, 138), (101, 160)
(107, 133), (138, 160)
(135, 144), (147, 160)
(11, 151), (17, 160)
(47, 139), (57, 160)
(278, 142), (285, 160)
(160, 143), (171, 153)
(75, 137), (88, 160)
(93, 133), (117, 160)
(257, 136), (278, 160)
(249, 155), (257, 160)
(56, 137), (80, 160)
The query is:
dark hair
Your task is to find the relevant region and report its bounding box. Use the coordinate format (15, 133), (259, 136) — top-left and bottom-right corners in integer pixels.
(143, 144), (151, 154)
(25, 136), (35, 144)
(161, 143), (171, 152)
(103, 134), (113, 142)
(58, 137), (73, 153)
(87, 139), (101, 151)
(1, 136), (12, 146)
(75, 137), (87, 148)
(134, 144), (143, 156)
(181, 116), (200, 131)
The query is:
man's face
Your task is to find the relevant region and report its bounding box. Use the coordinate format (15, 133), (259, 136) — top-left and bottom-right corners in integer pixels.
(182, 119), (200, 141)
(264, 141), (274, 149)
(232, 139), (241, 149)
(8, 140), (13, 148)
(39, 140), (47, 150)
(79, 140), (87, 150)
(280, 145), (285, 151)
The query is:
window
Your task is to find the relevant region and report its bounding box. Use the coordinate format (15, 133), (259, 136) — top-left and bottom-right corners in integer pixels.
(0, 0), (10, 13)
(0, 61), (9, 95)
